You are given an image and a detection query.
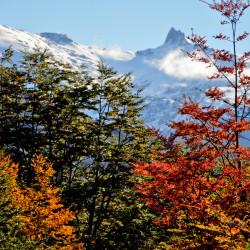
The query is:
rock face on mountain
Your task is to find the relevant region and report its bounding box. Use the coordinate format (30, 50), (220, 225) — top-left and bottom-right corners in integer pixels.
(40, 33), (75, 45)
(164, 27), (189, 46)
(0, 25), (249, 145)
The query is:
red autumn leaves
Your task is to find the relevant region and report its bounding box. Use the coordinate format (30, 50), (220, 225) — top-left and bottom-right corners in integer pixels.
(133, 1), (250, 248)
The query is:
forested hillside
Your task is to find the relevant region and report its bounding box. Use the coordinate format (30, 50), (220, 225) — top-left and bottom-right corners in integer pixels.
(0, 0), (250, 249)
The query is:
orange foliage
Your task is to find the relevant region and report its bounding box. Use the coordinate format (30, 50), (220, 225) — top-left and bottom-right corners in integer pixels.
(2, 154), (83, 249)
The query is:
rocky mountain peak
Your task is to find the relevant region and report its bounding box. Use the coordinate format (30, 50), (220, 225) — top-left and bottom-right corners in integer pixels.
(164, 27), (188, 46)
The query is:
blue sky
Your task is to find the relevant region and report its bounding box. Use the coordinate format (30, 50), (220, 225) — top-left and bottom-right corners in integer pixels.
(1, 0), (250, 53)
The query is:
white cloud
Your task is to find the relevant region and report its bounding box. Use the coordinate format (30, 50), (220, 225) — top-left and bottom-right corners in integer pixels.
(243, 67), (250, 76)
(93, 46), (135, 61)
(148, 49), (215, 79)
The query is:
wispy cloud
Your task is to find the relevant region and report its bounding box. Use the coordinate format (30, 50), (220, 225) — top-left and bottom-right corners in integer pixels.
(94, 46), (135, 61)
(149, 49), (215, 79)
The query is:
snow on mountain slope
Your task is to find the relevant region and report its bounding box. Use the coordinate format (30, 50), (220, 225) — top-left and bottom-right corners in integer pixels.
(0, 25), (249, 145)
(0, 25), (100, 73)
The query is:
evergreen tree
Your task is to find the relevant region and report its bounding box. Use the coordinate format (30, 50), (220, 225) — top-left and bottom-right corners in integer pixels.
(0, 48), (93, 185)
(63, 62), (158, 249)
(0, 48), (162, 248)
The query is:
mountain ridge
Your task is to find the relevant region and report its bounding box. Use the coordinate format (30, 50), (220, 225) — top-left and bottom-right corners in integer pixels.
(40, 32), (75, 45)
(0, 24), (249, 145)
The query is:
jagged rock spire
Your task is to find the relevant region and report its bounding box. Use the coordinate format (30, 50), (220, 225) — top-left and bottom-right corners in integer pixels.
(164, 27), (188, 46)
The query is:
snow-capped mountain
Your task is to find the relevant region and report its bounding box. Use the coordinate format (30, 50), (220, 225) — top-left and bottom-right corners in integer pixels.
(0, 25), (249, 145)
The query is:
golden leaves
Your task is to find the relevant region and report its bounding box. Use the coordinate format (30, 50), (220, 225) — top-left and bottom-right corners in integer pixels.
(0, 153), (83, 249)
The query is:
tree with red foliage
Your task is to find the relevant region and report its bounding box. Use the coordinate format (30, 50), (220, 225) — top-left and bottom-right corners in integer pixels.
(133, 1), (250, 249)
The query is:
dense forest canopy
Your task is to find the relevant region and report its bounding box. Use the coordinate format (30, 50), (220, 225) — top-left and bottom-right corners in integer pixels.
(0, 1), (250, 249)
